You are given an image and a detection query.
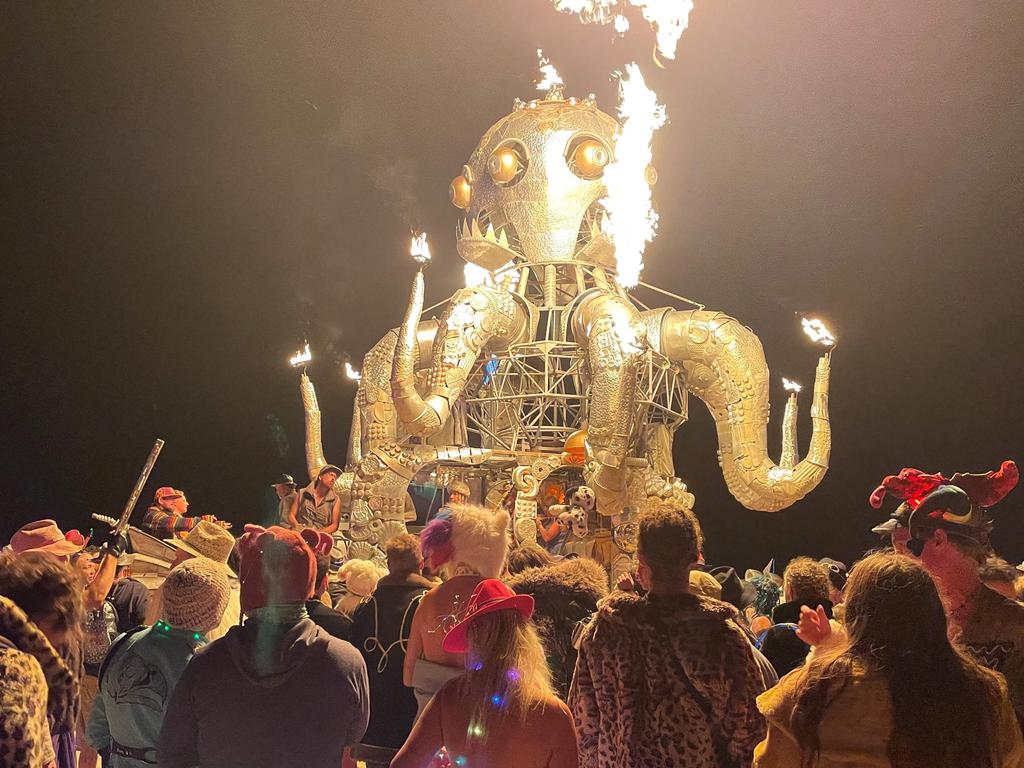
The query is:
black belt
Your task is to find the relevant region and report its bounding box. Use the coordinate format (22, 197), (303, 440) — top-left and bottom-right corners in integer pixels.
(110, 739), (158, 764)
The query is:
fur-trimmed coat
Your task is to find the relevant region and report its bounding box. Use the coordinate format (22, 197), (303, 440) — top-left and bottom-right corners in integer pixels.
(506, 557), (608, 698)
(569, 591), (768, 768)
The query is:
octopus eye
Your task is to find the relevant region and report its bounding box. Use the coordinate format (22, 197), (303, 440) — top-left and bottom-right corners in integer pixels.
(487, 141), (527, 186)
(450, 175), (472, 209)
(567, 136), (610, 180)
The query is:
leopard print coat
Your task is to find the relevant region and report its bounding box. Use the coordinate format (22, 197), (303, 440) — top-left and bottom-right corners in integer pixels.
(0, 596), (76, 768)
(569, 591), (768, 768)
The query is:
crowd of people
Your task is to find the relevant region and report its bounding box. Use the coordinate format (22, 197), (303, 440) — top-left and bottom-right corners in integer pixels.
(1, 459), (1023, 767)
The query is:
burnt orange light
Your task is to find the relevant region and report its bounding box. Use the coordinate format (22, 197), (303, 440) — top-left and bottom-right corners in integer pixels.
(572, 138), (609, 179)
(450, 175), (472, 209)
(488, 147), (520, 184)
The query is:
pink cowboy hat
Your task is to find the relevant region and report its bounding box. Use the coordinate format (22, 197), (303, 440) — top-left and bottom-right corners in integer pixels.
(442, 578), (534, 654)
(8, 519), (86, 556)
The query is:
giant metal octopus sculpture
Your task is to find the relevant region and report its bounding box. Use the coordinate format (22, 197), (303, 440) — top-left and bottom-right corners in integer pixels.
(300, 86), (832, 571)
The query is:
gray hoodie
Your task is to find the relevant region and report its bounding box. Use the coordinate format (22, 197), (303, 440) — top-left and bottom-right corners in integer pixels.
(158, 617), (368, 768)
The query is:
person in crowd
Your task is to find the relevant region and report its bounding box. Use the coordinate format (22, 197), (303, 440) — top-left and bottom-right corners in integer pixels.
(754, 551), (1024, 767)
(405, 504), (510, 715)
(424, 479), (471, 525)
(981, 557), (1022, 601)
(289, 465), (343, 533)
(86, 558), (230, 767)
(271, 473), (298, 527)
(871, 503), (912, 554)
(506, 545), (608, 698)
(570, 503), (767, 767)
(158, 525), (369, 768)
(710, 566), (752, 614)
(535, 489), (569, 556)
(307, 550), (352, 639)
(746, 570), (782, 637)
(0, 550), (81, 768)
(336, 558), (386, 619)
(146, 520), (241, 640)
(759, 556), (834, 679)
(72, 547), (121, 768)
(392, 579), (578, 768)
(818, 557), (847, 606)
(350, 535), (434, 758)
(6, 519), (125, 768)
(506, 545), (557, 576)
(142, 487), (229, 538)
(689, 567), (724, 599)
(105, 554), (150, 634)
(904, 482), (1024, 726)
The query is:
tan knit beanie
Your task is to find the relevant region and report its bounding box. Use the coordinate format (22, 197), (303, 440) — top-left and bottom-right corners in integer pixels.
(162, 557), (230, 634)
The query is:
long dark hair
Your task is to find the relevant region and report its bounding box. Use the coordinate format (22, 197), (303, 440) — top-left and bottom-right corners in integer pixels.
(789, 552), (1003, 767)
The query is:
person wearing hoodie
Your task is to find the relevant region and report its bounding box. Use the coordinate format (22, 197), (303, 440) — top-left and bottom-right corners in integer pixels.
(504, 547), (608, 698)
(759, 557), (834, 679)
(404, 504), (510, 716)
(569, 503), (767, 768)
(158, 525), (369, 768)
(86, 558), (230, 767)
(0, 550), (81, 768)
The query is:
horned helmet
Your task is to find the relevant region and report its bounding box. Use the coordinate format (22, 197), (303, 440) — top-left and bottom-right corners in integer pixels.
(450, 90), (621, 271)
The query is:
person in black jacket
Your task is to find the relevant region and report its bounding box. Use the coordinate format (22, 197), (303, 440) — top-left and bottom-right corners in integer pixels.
(350, 535), (434, 754)
(505, 548), (608, 698)
(759, 556), (833, 678)
(307, 552), (352, 641)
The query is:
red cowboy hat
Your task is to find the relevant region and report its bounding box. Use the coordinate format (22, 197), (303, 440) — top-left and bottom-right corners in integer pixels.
(442, 579), (534, 654)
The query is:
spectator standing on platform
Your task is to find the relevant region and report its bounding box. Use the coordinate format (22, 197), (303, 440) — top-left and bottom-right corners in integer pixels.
(289, 466), (342, 534)
(271, 474), (298, 527)
(142, 487), (229, 539)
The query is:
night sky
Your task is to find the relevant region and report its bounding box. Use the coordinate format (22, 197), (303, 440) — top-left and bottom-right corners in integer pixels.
(2, 1), (1022, 570)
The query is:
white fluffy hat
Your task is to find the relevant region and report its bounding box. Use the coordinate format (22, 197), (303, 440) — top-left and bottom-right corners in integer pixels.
(420, 504), (509, 579)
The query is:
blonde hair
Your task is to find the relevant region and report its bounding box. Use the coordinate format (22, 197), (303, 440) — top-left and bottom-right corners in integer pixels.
(458, 610), (554, 729)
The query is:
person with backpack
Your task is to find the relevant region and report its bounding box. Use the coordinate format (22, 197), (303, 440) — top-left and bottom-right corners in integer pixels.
(86, 558), (230, 767)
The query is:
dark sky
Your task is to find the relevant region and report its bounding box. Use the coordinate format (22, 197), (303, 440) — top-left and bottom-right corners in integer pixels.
(2, 1), (1022, 569)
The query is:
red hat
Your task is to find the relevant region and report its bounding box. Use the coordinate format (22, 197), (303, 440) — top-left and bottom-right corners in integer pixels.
(237, 525), (316, 613)
(299, 528), (333, 556)
(442, 579), (534, 654)
(7, 519), (86, 556)
(155, 486), (183, 502)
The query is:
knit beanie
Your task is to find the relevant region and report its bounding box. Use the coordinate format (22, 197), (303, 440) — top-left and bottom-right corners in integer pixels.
(237, 524), (316, 614)
(162, 558), (231, 634)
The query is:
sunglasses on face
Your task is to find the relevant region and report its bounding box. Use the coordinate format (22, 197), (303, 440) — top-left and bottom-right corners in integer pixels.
(906, 529), (980, 558)
(906, 536), (927, 557)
